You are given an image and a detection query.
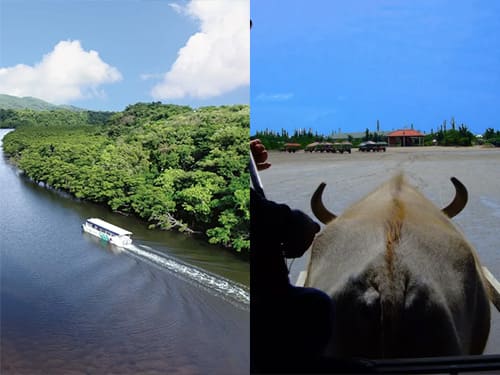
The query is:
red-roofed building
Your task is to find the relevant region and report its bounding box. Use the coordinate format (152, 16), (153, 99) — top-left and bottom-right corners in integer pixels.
(387, 129), (425, 147)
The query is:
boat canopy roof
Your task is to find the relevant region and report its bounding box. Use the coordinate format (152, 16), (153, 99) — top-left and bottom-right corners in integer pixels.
(86, 218), (132, 236)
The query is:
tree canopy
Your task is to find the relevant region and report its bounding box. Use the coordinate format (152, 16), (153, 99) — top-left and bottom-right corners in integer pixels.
(3, 103), (250, 253)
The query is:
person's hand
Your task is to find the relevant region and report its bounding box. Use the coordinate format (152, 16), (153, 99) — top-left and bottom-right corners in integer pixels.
(250, 139), (271, 171)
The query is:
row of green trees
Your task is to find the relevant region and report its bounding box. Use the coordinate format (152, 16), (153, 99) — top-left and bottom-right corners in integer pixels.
(253, 129), (366, 149)
(3, 104), (250, 253)
(254, 118), (499, 149)
(481, 128), (500, 146)
(424, 118), (476, 146)
(0, 108), (114, 128)
(253, 129), (325, 149)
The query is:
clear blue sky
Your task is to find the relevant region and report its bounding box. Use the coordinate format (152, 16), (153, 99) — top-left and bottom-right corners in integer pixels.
(251, 0), (500, 136)
(0, 0), (249, 111)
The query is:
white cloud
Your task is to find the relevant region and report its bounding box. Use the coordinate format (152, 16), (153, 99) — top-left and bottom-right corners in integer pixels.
(0, 40), (122, 103)
(152, 0), (249, 100)
(140, 73), (165, 81)
(168, 2), (184, 15)
(256, 92), (294, 101)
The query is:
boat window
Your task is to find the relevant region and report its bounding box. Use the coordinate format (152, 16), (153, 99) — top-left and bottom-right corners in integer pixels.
(87, 221), (122, 237)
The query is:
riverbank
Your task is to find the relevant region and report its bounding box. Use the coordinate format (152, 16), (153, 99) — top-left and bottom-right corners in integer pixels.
(259, 146), (500, 354)
(1, 128), (249, 374)
(2, 103), (250, 253)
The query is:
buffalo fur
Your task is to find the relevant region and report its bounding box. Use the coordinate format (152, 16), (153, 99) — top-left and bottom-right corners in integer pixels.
(305, 174), (490, 358)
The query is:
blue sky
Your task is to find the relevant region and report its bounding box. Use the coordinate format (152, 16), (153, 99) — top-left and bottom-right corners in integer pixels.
(251, 1), (500, 135)
(0, 0), (249, 111)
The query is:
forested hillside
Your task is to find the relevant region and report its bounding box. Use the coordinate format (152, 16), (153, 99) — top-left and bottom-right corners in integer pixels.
(0, 94), (84, 111)
(2, 103), (249, 253)
(0, 107), (113, 128)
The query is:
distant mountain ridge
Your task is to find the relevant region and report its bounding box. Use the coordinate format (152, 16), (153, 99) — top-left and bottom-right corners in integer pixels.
(0, 94), (85, 111)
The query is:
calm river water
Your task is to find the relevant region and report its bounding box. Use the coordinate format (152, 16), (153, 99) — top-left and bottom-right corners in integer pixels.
(0, 129), (249, 374)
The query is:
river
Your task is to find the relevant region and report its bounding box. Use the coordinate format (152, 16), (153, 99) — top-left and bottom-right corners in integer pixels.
(0, 129), (250, 374)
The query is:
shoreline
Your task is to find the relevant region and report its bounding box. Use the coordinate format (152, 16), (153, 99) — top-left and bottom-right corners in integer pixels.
(2, 151), (249, 263)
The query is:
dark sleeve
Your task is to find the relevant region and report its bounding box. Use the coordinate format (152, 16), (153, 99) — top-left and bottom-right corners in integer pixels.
(250, 189), (292, 292)
(250, 188), (292, 249)
(251, 189), (320, 256)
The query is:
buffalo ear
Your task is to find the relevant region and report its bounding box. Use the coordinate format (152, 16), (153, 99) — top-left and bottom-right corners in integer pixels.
(311, 182), (337, 224)
(442, 177), (468, 218)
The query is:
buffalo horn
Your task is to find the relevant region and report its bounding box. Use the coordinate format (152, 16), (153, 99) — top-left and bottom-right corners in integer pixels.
(311, 182), (337, 224)
(442, 177), (468, 218)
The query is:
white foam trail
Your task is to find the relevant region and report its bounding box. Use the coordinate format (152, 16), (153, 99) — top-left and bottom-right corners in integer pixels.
(123, 244), (250, 307)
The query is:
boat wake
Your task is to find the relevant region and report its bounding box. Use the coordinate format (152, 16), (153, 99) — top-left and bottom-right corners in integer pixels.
(123, 244), (250, 309)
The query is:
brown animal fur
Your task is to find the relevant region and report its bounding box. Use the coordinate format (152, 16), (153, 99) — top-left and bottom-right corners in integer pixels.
(305, 174), (491, 358)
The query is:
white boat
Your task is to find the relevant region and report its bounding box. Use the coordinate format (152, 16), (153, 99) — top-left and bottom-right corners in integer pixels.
(82, 218), (132, 247)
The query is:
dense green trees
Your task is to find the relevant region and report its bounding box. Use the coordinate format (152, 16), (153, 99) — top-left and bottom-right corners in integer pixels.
(482, 128), (500, 146)
(3, 103), (250, 253)
(255, 118), (498, 149)
(0, 108), (114, 128)
(253, 128), (327, 150)
(426, 120), (476, 146)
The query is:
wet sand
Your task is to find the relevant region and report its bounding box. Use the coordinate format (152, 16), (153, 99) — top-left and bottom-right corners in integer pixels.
(258, 146), (500, 354)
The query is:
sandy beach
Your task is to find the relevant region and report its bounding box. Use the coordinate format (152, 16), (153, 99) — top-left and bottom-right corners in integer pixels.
(257, 146), (500, 354)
